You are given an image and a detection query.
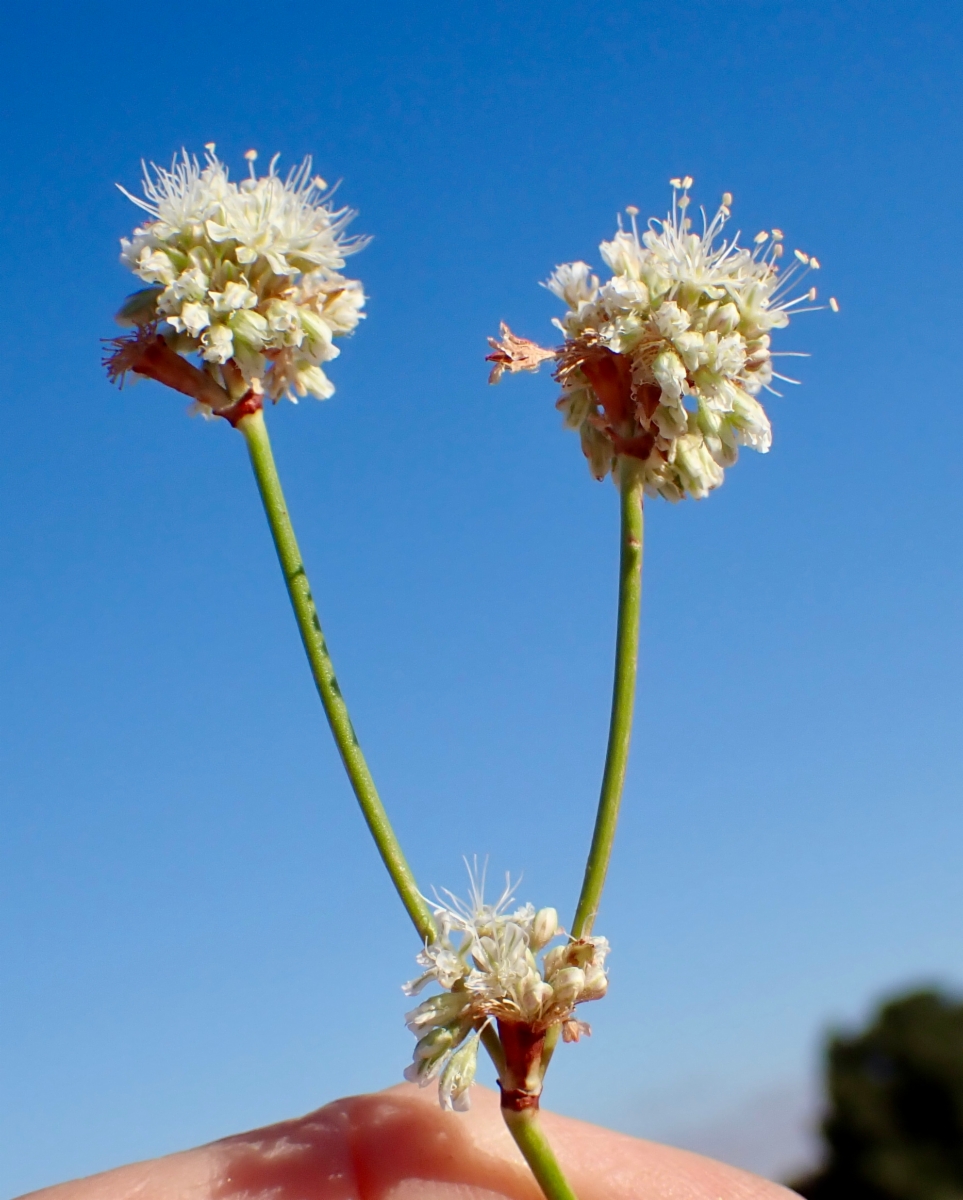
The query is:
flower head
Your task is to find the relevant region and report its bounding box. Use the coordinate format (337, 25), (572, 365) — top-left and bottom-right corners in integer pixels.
(108, 145), (367, 412)
(402, 862), (609, 1110)
(488, 178), (836, 500)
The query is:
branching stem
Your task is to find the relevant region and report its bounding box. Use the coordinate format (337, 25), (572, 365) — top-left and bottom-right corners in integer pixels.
(239, 405), (588, 1200)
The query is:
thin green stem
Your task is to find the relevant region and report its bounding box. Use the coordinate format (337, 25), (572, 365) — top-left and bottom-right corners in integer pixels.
(480, 1024), (507, 1077)
(572, 459), (644, 938)
(238, 408), (436, 943)
(538, 1023), (561, 1075)
(501, 1109), (580, 1200)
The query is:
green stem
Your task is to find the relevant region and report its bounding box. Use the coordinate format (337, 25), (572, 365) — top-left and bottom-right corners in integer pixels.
(539, 1023), (561, 1075)
(480, 1023), (507, 1078)
(238, 408), (436, 943)
(572, 459), (644, 938)
(501, 1109), (580, 1200)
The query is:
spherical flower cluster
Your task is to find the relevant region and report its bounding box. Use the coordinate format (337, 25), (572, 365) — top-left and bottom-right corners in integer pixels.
(113, 145), (366, 408)
(402, 868), (609, 1111)
(488, 177), (836, 501)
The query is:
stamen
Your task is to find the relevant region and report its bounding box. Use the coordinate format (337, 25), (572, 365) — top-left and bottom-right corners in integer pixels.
(754, 231), (769, 244)
(794, 249), (810, 264)
(722, 192), (733, 208)
(829, 297), (840, 312)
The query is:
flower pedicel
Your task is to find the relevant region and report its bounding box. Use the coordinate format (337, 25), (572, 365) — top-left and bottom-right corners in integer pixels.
(106, 156), (833, 1200)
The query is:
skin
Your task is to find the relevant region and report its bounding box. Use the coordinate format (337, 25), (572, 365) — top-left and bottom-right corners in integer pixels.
(19, 1083), (800, 1200)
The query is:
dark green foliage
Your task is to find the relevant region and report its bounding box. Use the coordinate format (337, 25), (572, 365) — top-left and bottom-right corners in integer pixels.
(792, 990), (963, 1199)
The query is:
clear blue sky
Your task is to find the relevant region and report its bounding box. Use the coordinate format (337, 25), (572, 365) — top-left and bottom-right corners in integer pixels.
(1, 1), (961, 1194)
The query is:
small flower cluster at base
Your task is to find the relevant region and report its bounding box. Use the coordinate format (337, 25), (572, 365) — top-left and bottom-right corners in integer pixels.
(108, 145), (366, 411)
(403, 864), (609, 1111)
(488, 177), (837, 501)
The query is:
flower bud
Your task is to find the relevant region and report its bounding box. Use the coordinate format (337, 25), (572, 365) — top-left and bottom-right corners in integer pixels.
(299, 308), (334, 355)
(542, 945), (567, 978)
(405, 991), (470, 1035)
(581, 966), (608, 1001)
(229, 308), (269, 347)
(414, 1025), (455, 1061)
(518, 972), (554, 1017)
(710, 302), (740, 334)
(530, 907), (559, 951)
(551, 966), (586, 1007)
(438, 1031), (481, 1112)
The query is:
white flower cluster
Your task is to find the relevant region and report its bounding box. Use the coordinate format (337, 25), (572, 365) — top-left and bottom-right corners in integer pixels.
(490, 177), (835, 501)
(403, 868), (609, 1111)
(117, 145), (366, 406)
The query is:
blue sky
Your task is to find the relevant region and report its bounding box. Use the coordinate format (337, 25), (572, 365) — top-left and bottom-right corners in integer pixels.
(1, 0), (961, 1193)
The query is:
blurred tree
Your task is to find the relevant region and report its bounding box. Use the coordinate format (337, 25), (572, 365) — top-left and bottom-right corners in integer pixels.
(792, 990), (963, 1199)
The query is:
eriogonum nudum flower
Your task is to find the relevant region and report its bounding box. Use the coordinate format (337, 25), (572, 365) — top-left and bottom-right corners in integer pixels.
(488, 177), (837, 501)
(402, 865), (608, 1111)
(106, 145), (367, 413)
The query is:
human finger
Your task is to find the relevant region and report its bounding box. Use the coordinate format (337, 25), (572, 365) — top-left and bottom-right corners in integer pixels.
(19, 1082), (799, 1200)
